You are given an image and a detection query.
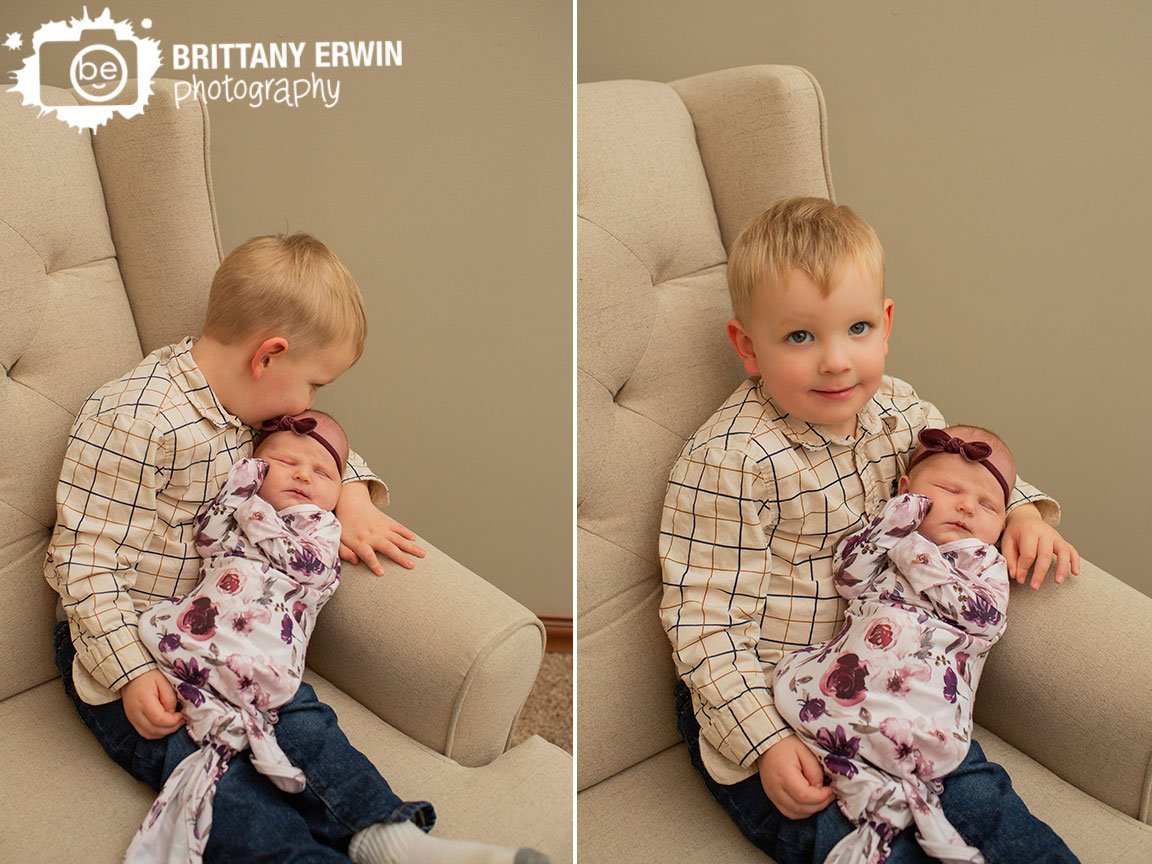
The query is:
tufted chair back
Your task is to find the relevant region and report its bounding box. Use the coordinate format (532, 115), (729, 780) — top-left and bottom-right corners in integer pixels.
(0, 80), (222, 702)
(577, 66), (835, 790)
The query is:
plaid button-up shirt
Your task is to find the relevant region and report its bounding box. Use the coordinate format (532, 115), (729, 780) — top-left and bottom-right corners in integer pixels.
(658, 375), (1056, 784)
(45, 338), (387, 705)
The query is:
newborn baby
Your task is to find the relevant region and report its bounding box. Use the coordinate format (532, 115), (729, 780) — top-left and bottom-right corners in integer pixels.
(772, 425), (1015, 864)
(126, 411), (349, 864)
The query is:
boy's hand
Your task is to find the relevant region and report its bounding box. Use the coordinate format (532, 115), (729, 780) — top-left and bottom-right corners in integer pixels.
(757, 736), (836, 819)
(1002, 503), (1081, 589)
(336, 480), (427, 573)
(121, 669), (184, 740)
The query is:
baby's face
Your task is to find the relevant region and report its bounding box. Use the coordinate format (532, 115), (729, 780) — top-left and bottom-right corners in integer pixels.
(899, 454), (1007, 545)
(256, 432), (342, 511)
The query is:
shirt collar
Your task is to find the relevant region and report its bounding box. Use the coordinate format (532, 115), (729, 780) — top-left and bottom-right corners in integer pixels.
(757, 379), (885, 450)
(170, 338), (244, 430)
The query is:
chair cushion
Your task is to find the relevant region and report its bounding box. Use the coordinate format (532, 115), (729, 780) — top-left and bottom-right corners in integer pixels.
(578, 726), (1152, 863)
(0, 672), (572, 862)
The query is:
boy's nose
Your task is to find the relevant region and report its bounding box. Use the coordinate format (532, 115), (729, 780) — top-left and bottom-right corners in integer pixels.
(819, 341), (852, 374)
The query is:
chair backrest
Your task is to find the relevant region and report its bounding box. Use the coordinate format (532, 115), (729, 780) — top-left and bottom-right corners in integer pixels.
(576, 66), (834, 790)
(0, 80), (221, 701)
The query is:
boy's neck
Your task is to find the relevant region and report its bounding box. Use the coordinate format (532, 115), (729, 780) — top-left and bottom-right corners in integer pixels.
(189, 336), (247, 417)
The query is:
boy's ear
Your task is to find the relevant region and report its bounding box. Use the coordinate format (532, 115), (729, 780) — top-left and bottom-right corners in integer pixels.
(250, 337), (289, 379)
(726, 319), (761, 376)
(897, 474), (910, 495)
(881, 298), (894, 356)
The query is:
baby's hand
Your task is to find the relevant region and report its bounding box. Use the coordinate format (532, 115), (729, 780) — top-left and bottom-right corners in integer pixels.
(1001, 504), (1081, 589)
(757, 736), (835, 820)
(336, 480), (427, 573)
(121, 669), (184, 740)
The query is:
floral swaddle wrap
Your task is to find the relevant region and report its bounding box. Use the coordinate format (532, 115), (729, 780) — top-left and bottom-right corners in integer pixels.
(125, 458), (341, 864)
(772, 493), (1009, 864)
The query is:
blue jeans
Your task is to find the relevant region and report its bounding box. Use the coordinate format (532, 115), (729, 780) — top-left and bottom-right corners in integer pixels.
(55, 621), (434, 863)
(674, 682), (1078, 864)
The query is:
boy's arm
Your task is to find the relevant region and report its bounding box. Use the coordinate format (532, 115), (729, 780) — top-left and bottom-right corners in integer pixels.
(46, 412), (165, 693)
(659, 447), (790, 770)
(343, 448), (390, 507)
(887, 528), (1010, 640)
(337, 448), (427, 571)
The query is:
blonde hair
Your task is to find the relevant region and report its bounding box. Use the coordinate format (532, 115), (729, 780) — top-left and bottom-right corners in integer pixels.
(727, 197), (886, 322)
(203, 233), (367, 361)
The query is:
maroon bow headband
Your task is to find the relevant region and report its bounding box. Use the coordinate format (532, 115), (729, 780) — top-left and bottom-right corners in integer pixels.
(907, 428), (1011, 505)
(260, 415), (343, 474)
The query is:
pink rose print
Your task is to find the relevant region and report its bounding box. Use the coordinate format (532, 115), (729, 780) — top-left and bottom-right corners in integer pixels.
(864, 618), (901, 651)
(215, 570), (243, 594)
(176, 597), (218, 642)
(879, 660), (931, 698)
(819, 653), (869, 706)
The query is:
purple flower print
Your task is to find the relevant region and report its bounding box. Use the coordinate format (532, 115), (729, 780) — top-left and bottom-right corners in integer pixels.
(943, 667), (958, 704)
(157, 633), (182, 654)
(281, 614), (294, 645)
(290, 545), (325, 578)
(172, 657), (210, 707)
(819, 653), (869, 707)
(799, 698), (827, 722)
(961, 590), (1002, 629)
(176, 597), (218, 642)
(292, 600), (308, 625)
(814, 726), (860, 778)
(956, 651), (970, 680)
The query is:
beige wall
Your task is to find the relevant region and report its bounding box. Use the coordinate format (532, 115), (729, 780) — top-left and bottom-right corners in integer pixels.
(581, 1), (1151, 598)
(7, 0), (572, 615)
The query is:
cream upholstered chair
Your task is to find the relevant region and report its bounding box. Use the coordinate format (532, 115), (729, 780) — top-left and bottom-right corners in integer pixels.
(0, 79), (571, 862)
(577, 65), (1152, 862)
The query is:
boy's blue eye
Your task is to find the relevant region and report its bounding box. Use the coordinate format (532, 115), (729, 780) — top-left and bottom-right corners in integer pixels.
(848, 321), (872, 336)
(786, 331), (814, 345)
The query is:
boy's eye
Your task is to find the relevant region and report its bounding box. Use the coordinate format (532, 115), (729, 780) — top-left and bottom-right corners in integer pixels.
(786, 330), (814, 345)
(848, 321), (872, 336)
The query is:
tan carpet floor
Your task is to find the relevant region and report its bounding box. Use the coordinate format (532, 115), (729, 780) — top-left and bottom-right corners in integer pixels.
(510, 651), (572, 754)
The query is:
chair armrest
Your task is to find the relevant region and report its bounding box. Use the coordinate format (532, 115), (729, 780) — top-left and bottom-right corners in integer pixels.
(975, 557), (1152, 820)
(307, 535), (545, 768)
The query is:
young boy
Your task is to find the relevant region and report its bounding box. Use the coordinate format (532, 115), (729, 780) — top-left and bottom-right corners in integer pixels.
(659, 198), (1080, 864)
(46, 234), (546, 864)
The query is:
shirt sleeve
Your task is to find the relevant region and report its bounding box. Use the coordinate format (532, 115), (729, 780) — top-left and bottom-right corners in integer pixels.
(343, 447), (390, 508)
(659, 446), (792, 768)
(912, 392), (1059, 526)
(45, 412), (164, 692)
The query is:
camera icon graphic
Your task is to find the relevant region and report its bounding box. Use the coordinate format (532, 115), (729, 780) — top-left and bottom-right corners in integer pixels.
(38, 29), (137, 105)
(8, 8), (163, 132)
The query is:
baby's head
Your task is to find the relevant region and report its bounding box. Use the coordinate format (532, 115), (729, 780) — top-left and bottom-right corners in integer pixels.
(200, 233), (368, 425)
(254, 410), (349, 512)
(725, 197), (893, 436)
(898, 426), (1017, 545)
